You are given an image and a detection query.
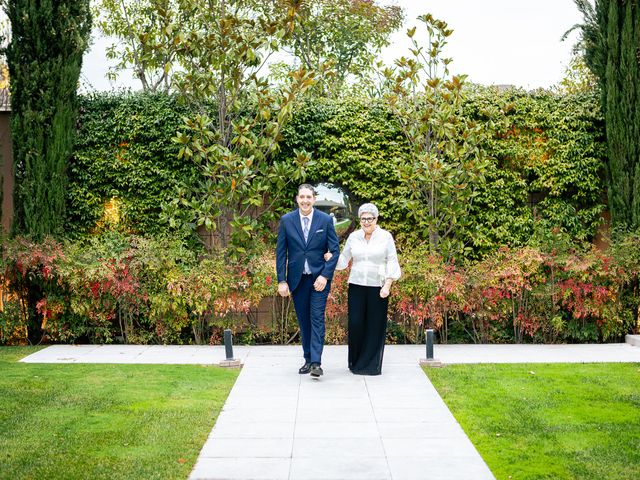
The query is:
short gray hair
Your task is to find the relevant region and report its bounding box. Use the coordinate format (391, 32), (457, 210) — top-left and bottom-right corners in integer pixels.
(358, 203), (379, 218)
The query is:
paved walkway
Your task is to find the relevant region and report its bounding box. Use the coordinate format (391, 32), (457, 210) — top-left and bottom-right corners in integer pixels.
(21, 342), (640, 365)
(21, 342), (640, 480)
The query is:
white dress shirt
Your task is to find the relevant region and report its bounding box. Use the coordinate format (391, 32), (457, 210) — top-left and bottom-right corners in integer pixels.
(336, 227), (401, 287)
(299, 210), (314, 274)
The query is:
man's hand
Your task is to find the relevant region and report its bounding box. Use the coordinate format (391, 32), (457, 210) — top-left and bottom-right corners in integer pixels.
(313, 275), (328, 292)
(278, 281), (290, 297)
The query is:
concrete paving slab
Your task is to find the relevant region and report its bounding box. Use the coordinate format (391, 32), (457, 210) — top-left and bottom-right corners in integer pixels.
(289, 457), (390, 480)
(223, 395), (299, 410)
(210, 421), (295, 439)
(215, 407), (298, 423)
(19, 344), (252, 364)
(225, 388), (300, 403)
(22, 342), (640, 365)
(186, 346), (496, 479)
(376, 421), (467, 439)
(370, 394), (442, 409)
(296, 405), (376, 423)
(423, 343), (640, 364)
(626, 334), (640, 347)
(382, 437), (480, 458)
(291, 438), (386, 458)
(387, 456), (495, 480)
(293, 421), (381, 439)
(373, 407), (456, 423)
(298, 382), (368, 396)
(200, 438), (294, 458)
(190, 458), (291, 480)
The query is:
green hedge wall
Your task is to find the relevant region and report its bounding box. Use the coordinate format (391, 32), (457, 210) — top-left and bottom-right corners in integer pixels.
(463, 88), (606, 256)
(67, 92), (196, 236)
(279, 97), (411, 235)
(66, 88), (606, 256)
(280, 87), (606, 255)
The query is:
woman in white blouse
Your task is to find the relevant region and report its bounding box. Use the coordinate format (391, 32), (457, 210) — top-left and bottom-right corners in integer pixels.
(331, 203), (401, 375)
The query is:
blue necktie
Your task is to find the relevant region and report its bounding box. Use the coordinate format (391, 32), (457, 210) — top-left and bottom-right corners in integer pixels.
(303, 217), (310, 242)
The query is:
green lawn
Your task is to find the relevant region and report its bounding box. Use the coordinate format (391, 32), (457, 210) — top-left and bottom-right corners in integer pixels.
(424, 363), (640, 480)
(0, 346), (239, 480)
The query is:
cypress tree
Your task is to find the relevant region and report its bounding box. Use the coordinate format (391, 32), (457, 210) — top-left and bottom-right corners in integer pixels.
(573, 0), (640, 230)
(3, 0), (91, 238)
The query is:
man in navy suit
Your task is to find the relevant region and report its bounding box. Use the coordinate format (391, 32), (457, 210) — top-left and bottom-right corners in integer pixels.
(276, 184), (340, 377)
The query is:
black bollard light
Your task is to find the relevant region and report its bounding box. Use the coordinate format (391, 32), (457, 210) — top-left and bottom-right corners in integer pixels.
(219, 329), (241, 367)
(426, 328), (434, 360)
(419, 328), (441, 367)
(223, 329), (234, 360)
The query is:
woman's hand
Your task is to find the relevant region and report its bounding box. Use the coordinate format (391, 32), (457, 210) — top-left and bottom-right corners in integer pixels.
(324, 251), (333, 261)
(380, 279), (393, 298)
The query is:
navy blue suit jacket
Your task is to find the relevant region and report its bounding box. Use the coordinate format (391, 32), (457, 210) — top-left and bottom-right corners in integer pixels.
(276, 208), (340, 292)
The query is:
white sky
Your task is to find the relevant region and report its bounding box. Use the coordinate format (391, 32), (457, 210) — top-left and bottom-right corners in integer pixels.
(80, 0), (584, 92)
(379, 0), (583, 89)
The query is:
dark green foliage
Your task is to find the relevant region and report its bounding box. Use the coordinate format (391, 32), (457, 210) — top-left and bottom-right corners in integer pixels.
(3, 0), (92, 239)
(464, 87), (607, 257)
(280, 90), (606, 255)
(574, 0), (640, 230)
(68, 92), (197, 236)
(606, 0), (640, 229)
(280, 97), (410, 234)
(64, 89), (606, 255)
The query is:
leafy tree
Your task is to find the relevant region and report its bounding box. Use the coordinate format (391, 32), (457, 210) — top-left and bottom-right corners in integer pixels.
(267, 0), (403, 96)
(382, 14), (488, 259)
(2, 0), (92, 238)
(159, 0), (316, 253)
(568, 0), (640, 230)
(94, 0), (190, 92)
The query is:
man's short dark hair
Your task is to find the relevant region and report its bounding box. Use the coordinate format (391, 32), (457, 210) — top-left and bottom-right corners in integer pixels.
(297, 183), (317, 196)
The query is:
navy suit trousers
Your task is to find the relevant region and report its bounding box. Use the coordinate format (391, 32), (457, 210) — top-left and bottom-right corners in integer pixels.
(291, 274), (331, 364)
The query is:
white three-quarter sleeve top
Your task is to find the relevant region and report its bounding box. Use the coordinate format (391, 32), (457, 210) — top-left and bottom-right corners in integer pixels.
(335, 227), (401, 287)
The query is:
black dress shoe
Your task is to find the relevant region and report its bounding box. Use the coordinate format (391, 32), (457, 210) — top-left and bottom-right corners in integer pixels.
(310, 363), (323, 378)
(298, 362), (312, 374)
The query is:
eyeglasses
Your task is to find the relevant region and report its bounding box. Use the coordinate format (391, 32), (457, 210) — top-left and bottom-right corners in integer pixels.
(360, 217), (376, 223)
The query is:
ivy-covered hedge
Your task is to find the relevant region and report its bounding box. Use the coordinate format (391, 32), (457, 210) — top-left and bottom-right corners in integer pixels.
(279, 97), (411, 234)
(2, 88), (631, 346)
(67, 92), (196, 236)
(66, 88), (605, 256)
(280, 88), (606, 255)
(464, 88), (606, 256)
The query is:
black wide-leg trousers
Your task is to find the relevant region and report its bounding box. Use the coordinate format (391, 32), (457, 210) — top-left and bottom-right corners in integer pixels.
(347, 283), (389, 375)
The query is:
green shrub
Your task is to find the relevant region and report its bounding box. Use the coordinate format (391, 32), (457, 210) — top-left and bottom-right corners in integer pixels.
(67, 92), (197, 236)
(393, 238), (636, 344)
(0, 233), (276, 345)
